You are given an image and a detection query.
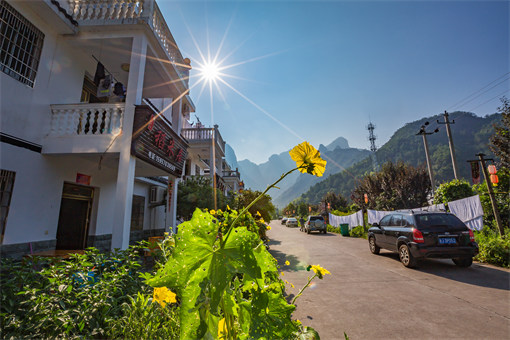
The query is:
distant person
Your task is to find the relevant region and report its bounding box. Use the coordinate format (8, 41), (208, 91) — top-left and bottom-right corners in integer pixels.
(300, 217), (305, 227)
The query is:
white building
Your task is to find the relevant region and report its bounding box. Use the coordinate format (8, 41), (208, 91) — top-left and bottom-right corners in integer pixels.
(182, 124), (244, 196)
(0, 0), (195, 258)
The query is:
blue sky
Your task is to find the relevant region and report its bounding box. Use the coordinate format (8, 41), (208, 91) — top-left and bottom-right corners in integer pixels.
(159, 0), (509, 164)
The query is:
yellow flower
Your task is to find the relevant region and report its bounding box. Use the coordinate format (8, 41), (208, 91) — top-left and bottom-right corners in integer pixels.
(227, 205), (231, 210)
(153, 287), (177, 308)
(310, 264), (331, 279)
(289, 141), (327, 177)
(285, 280), (289, 284)
(218, 318), (228, 338)
(260, 218), (265, 223)
(291, 283), (295, 288)
(266, 225), (271, 230)
(281, 272), (284, 276)
(218, 209), (223, 214)
(255, 211), (262, 217)
(210, 209), (216, 215)
(285, 260), (290, 266)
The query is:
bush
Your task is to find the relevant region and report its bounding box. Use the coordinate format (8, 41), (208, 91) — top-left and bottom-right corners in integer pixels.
(350, 226), (367, 239)
(433, 179), (474, 205)
(474, 228), (510, 268)
(0, 245), (170, 339)
(327, 224), (342, 234)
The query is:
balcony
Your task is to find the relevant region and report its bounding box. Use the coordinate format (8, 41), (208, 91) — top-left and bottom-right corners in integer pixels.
(43, 103), (125, 154)
(181, 126), (225, 154)
(67, 0), (189, 87)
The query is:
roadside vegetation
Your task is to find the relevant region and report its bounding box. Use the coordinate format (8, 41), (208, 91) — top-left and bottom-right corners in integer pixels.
(1, 141), (334, 339)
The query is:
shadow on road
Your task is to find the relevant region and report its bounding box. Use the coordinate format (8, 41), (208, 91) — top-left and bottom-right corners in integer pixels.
(268, 248), (307, 272)
(379, 252), (510, 291)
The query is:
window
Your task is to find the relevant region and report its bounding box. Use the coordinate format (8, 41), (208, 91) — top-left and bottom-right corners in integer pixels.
(0, 0), (44, 87)
(379, 215), (392, 227)
(130, 195), (145, 231)
(390, 215), (402, 226)
(0, 169), (15, 243)
(403, 215), (415, 227)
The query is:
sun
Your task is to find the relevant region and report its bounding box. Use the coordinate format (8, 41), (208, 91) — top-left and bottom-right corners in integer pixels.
(199, 61), (221, 82)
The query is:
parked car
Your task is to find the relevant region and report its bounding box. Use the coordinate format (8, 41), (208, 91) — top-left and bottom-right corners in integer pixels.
(304, 215), (327, 234)
(368, 211), (478, 268)
(281, 217), (288, 225)
(286, 217), (298, 228)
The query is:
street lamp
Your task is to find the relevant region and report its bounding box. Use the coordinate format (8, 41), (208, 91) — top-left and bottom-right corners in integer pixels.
(416, 122), (439, 196)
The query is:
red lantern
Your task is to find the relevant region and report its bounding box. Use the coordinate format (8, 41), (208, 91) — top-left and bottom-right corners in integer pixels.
(488, 165), (497, 175)
(364, 193), (368, 204)
(490, 174), (499, 186)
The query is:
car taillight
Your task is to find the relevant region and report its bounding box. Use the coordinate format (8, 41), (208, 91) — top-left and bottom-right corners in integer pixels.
(468, 229), (475, 242)
(413, 228), (424, 243)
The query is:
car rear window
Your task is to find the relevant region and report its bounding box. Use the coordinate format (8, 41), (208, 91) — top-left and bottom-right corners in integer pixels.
(415, 214), (465, 229)
(310, 216), (324, 221)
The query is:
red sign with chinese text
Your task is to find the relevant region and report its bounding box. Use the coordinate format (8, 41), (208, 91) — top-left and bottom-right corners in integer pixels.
(131, 105), (188, 177)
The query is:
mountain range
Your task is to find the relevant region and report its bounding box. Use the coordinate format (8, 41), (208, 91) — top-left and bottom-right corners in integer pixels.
(233, 137), (371, 207)
(300, 111), (501, 204)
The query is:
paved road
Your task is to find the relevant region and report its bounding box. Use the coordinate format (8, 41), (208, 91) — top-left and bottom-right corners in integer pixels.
(267, 220), (510, 340)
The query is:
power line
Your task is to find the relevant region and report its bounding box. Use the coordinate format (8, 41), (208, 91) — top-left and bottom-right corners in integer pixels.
(446, 72), (510, 111)
(467, 89), (509, 113)
(453, 76), (510, 111)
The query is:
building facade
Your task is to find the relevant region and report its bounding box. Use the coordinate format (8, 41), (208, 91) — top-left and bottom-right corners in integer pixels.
(0, 0), (194, 258)
(182, 124), (243, 196)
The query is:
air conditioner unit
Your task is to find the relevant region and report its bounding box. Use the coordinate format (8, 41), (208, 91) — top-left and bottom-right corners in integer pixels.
(149, 186), (166, 204)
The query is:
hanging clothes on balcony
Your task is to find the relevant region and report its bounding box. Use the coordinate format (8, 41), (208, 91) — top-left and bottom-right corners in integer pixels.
(97, 75), (112, 97)
(93, 61), (105, 86)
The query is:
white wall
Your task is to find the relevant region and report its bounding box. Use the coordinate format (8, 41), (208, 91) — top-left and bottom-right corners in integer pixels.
(0, 143), (121, 244)
(0, 2), (91, 144)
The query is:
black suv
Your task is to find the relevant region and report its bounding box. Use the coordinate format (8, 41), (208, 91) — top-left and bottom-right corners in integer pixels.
(368, 211), (478, 268)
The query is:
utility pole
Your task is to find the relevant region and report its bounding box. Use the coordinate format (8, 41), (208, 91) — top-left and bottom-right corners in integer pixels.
(417, 122), (439, 196)
(477, 153), (504, 236)
(438, 111), (459, 179)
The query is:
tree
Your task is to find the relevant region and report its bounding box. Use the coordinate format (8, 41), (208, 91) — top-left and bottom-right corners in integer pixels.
(320, 192), (348, 212)
(433, 179), (474, 205)
(177, 176), (228, 220)
(473, 167), (510, 229)
(490, 97), (510, 168)
(235, 189), (275, 222)
(351, 161), (431, 210)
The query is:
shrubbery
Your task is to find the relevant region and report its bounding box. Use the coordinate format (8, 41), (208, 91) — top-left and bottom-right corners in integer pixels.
(0, 246), (179, 339)
(474, 227), (510, 268)
(350, 226), (367, 239)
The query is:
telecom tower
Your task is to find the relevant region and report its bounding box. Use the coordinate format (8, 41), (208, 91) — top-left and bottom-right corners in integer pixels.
(367, 122), (378, 171)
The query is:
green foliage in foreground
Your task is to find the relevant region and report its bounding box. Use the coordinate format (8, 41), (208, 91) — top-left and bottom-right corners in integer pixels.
(0, 246), (178, 339)
(146, 208), (320, 340)
(474, 228), (510, 268)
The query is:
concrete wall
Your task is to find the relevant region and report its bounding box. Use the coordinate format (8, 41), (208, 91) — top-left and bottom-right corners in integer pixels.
(0, 2), (91, 145)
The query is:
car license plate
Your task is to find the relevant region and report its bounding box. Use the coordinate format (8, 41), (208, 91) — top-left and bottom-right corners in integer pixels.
(439, 237), (456, 245)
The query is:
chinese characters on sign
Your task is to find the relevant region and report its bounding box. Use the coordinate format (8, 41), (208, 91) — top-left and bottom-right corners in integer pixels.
(131, 105), (188, 177)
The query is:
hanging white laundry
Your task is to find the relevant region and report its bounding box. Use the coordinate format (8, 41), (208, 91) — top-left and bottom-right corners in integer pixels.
(447, 195), (484, 231)
(367, 210), (392, 224)
(329, 210), (364, 229)
(412, 203), (446, 212)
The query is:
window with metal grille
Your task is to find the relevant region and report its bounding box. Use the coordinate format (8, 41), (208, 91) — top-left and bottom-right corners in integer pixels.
(0, 1), (44, 87)
(0, 169), (16, 244)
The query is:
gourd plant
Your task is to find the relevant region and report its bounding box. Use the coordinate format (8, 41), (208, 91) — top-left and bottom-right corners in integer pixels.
(144, 141), (328, 339)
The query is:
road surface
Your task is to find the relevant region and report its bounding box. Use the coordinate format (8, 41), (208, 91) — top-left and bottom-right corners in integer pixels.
(267, 220), (510, 339)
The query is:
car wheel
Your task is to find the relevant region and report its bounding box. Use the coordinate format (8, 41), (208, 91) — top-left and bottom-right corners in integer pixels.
(369, 237), (380, 255)
(323, 229), (327, 234)
(399, 244), (417, 268)
(452, 257), (472, 267)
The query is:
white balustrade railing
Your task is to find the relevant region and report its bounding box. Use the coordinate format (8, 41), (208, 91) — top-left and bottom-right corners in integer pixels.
(49, 103), (124, 137)
(67, 0), (190, 85)
(68, 0), (144, 21)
